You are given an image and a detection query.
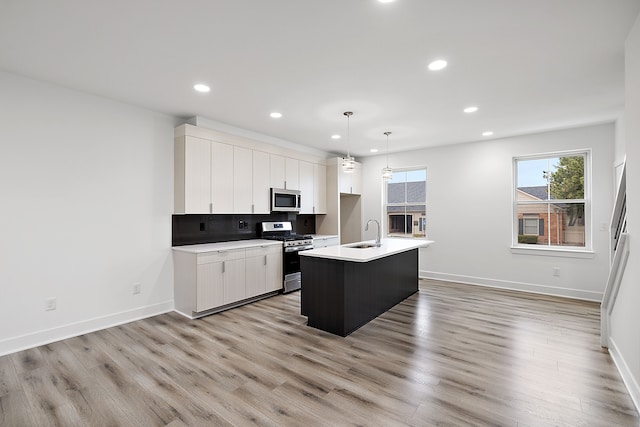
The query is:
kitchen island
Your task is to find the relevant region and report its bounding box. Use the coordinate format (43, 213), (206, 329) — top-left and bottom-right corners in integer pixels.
(299, 238), (433, 336)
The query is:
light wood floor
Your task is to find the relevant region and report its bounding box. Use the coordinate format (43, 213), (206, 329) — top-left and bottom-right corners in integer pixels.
(1, 280), (638, 426)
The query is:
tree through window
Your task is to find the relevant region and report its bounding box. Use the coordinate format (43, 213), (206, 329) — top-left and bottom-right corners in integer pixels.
(514, 151), (589, 248)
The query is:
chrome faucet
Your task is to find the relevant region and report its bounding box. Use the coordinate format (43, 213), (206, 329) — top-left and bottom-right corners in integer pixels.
(365, 219), (381, 247)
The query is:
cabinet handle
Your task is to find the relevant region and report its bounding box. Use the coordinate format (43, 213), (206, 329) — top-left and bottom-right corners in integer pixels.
(209, 203), (213, 213)
(252, 204), (254, 214)
(222, 261), (225, 273)
(284, 180), (287, 189)
(313, 206), (315, 214)
(264, 255), (267, 266)
(350, 186), (353, 194)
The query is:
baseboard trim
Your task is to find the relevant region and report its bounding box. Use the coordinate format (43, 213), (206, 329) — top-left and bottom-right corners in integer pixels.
(0, 300), (174, 357)
(420, 270), (603, 301)
(609, 337), (640, 415)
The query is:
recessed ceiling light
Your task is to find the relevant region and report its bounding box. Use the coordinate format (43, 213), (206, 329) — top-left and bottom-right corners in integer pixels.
(428, 59), (447, 71)
(482, 131), (494, 136)
(193, 84), (210, 93)
(270, 112), (283, 119)
(464, 106), (478, 113)
(370, 148), (379, 153)
(378, 0), (396, 3)
(331, 134), (341, 139)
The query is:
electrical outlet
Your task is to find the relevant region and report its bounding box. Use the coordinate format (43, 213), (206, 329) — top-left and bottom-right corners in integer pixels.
(552, 267), (560, 277)
(133, 282), (141, 295)
(45, 297), (57, 311)
(238, 220), (245, 230)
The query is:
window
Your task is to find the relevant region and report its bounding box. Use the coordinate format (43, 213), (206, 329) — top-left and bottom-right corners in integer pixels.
(514, 151), (589, 249)
(385, 168), (427, 237)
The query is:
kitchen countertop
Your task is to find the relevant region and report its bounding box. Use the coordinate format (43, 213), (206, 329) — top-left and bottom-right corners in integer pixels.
(299, 238), (433, 263)
(172, 239), (282, 254)
(310, 234), (339, 239)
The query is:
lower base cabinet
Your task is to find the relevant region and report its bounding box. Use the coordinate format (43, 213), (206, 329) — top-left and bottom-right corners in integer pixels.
(174, 243), (283, 318)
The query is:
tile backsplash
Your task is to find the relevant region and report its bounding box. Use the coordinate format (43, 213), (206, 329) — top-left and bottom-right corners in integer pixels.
(172, 213), (315, 246)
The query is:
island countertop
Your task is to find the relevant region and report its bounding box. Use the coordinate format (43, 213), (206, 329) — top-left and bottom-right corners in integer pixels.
(299, 238), (433, 263)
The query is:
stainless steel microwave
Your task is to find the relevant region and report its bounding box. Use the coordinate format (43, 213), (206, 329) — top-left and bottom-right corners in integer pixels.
(271, 188), (301, 212)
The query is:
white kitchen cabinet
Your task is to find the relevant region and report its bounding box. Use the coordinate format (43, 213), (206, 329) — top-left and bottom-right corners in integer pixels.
(270, 154), (299, 190)
(270, 154), (286, 189)
(265, 248), (282, 292)
(299, 160), (314, 214)
(314, 163), (327, 214)
(339, 159), (362, 195)
(285, 157), (299, 190)
(252, 150), (271, 214)
(211, 141), (234, 213)
(222, 256), (246, 305)
(234, 146), (253, 213)
(173, 241), (283, 318)
(299, 161), (327, 214)
(245, 245), (282, 298)
(175, 136), (212, 214)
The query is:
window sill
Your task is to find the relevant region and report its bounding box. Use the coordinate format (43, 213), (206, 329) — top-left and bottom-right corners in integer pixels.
(510, 245), (595, 259)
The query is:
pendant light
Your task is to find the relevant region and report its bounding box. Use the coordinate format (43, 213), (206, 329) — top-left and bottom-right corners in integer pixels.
(382, 131), (393, 180)
(342, 111), (355, 173)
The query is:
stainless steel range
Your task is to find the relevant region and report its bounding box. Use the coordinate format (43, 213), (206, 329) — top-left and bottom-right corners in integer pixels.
(261, 221), (313, 293)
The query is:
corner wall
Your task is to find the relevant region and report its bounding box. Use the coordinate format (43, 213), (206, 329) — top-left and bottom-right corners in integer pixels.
(609, 12), (640, 411)
(0, 71), (178, 355)
(361, 123), (614, 301)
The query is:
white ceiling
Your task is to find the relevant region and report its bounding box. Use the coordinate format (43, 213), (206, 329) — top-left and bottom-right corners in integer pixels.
(2, 0), (639, 157)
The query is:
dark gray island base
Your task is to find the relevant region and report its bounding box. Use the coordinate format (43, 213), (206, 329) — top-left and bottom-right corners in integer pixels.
(300, 248), (419, 336)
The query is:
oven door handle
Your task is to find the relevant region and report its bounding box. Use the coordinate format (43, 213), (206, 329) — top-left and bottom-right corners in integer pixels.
(284, 245), (313, 253)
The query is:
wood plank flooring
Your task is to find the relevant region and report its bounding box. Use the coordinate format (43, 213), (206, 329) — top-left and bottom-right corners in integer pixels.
(1, 279), (638, 426)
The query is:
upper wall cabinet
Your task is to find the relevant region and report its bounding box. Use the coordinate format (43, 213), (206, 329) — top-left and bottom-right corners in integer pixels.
(175, 136), (211, 214)
(338, 159), (362, 195)
(252, 151), (271, 214)
(175, 125), (328, 215)
(299, 161), (327, 214)
(270, 154), (299, 190)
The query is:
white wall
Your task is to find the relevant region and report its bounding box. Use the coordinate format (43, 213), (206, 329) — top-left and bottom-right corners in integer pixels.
(610, 13), (640, 410)
(0, 71), (178, 355)
(361, 123), (614, 301)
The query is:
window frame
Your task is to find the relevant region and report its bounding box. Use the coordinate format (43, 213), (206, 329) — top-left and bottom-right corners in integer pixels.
(382, 166), (428, 239)
(512, 149), (593, 255)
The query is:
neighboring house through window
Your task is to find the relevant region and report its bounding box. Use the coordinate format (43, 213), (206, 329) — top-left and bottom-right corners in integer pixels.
(514, 151), (590, 249)
(385, 168), (427, 237)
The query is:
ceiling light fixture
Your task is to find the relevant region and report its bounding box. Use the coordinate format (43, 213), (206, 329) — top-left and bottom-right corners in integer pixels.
(378, 0), (396, 3)
(482, 131), (494, 136)
(463, 106), (478, 113)
(428, 59), (447, 71)
(331, 134), (341, 140)
(342, 111), (355, 173)
(382, 131), (393, 180)
(193, 83), (210, 93)
(270, 112), (283, 118)
(370, 148), (379, 153)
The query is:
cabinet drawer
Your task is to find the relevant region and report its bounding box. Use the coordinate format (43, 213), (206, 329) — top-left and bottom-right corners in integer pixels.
(197, 248), (245, 264)
(246, 245), (281, 258)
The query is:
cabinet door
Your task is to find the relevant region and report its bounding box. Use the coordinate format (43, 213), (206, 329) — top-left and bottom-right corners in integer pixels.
(245, 254), (267, 298)
(265, 249), (282, 292)
(183, 136), (212, 213)
(350, 163), (362, 195)
(298, 161), (314, 214)
(314, 163), (327, 214)
(252, 151), (271, 214)
(234, 146), (253, 213)
(196, 261), (224, 312)
(339, 160), (362, 195)
(285, 157), (299, 190)
(270, 154), (285, 189)
(222, 257), (246, 304)
(212, 141), (234, 213)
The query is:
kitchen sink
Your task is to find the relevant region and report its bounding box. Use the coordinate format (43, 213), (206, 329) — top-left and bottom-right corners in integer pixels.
(347, 242), (380, 249)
